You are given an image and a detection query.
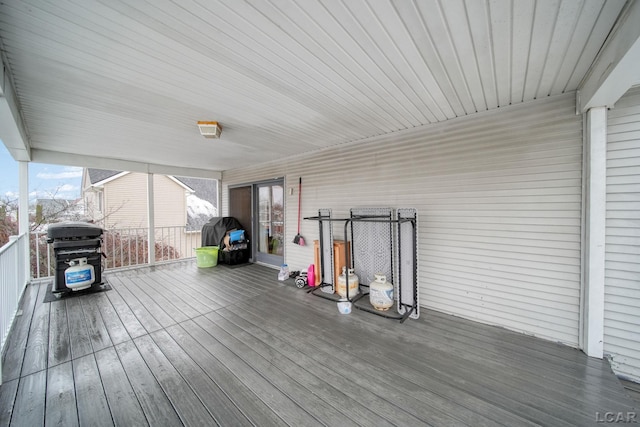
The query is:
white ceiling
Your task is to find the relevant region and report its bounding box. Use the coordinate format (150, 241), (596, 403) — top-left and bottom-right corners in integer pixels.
(0, 0), (634, 175)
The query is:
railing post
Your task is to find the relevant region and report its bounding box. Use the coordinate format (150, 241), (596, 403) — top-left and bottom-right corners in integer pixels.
(34, 233), (40, 279)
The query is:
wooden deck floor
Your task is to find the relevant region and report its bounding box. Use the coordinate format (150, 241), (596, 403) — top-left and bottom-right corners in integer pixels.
(0, 261), (637, 426)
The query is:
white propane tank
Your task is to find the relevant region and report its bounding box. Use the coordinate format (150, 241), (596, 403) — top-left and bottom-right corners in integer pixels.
(369, 273), (394, 311)
(65, 258), (95, 291)
(336, 267), (359, 299)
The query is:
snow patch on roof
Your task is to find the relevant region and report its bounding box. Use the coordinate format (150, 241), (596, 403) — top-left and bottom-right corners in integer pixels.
(187, 194), (217, 231)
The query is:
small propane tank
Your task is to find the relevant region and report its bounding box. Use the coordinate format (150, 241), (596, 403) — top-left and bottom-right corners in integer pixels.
(336, 267), (359, 299)
(65, 257), (95, 291)
(369, 273), (394, 311)
(278, 264), (289, 281)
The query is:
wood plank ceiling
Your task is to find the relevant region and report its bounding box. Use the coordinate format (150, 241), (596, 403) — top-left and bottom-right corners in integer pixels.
(0, 0), (628, 172)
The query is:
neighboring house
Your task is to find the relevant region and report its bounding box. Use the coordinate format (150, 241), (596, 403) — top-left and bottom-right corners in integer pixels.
(81, 169), (217, 230)
(81, 168), (218, 259)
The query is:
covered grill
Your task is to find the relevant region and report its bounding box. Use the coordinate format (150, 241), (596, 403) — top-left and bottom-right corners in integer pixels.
(201, 216), (250, 265)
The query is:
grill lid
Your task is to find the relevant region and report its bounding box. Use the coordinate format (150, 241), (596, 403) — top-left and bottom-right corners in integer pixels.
(47, 221), (103, 241)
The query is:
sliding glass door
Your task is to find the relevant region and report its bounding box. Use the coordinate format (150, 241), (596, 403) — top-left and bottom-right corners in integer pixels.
(254, 179), (284, 266)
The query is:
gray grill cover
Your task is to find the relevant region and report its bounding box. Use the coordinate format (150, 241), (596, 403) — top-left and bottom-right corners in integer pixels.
(201, 217), (246, 247)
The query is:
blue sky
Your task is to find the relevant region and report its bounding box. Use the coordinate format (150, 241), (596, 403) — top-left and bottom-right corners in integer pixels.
(1, 143), (83, 202)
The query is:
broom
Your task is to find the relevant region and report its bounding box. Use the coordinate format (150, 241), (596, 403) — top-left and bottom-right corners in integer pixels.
(293, 177), (305, 245)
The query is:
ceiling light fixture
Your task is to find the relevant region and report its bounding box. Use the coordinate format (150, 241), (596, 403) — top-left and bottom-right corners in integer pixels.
(197, 121), (222, 138)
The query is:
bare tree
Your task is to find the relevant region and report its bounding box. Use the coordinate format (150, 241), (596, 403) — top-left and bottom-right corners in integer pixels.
(81, 193), (131, 230)
(0, 195), (19, 247)
(3, 185), (182, 277)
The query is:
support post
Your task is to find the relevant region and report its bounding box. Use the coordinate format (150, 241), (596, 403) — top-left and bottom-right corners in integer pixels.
(582, 107), (607, 358)
(18, 161), (30, 281)
(147, 173), (155, 266)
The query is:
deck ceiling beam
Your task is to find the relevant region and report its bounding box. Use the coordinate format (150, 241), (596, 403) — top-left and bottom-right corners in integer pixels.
(30, 148), (222, 180)
(0, 56), (31, 161)
(577, 0), (640, 113)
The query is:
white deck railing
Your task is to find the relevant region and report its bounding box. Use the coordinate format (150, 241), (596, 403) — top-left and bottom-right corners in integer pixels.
(1, 226), (201, 384)
(0, 233), (29, 385)
(31, 226), (201, 279)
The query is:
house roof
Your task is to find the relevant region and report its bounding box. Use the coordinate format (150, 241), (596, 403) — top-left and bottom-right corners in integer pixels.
(87, 169), (123, 185)
(35, 198), (75, 211)
(174, 176), (218, 204)
(174, 176), (218, 231)
(1, 1), (639, 175)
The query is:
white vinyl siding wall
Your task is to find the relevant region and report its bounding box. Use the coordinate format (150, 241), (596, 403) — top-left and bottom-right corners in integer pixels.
(223, 93), (582, 346)
(605, 86), (640, 382)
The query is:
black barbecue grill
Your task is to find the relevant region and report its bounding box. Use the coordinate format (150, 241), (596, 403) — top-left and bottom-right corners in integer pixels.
(47, 222), (104, 293)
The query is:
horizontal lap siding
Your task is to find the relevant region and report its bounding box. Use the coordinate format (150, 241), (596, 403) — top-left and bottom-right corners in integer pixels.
(105, 173), (149, 229)
(605, 86), (640, 382)
(223, 93), (582, 345)
(104, 173), (187, 229)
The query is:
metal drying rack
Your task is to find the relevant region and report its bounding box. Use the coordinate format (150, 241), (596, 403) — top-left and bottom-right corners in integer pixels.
(304, 208), (419, 323)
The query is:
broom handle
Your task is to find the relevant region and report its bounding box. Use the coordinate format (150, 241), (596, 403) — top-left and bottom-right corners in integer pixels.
(297, 177), (302, 233)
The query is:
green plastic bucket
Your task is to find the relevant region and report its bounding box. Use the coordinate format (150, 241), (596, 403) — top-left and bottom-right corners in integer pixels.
(196, 246), (219, 268)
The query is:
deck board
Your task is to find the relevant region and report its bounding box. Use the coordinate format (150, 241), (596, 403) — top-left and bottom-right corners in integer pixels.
(1, 283), (39, 382)
(0, 378), (18, 426)
(79, 294), (113, 352)
(194, 314), (359, 427)
(115, 340), (183, 426)
(48, 299), (71, 367)
(94, 346), (148, 426)
(133, 275), (193, 323)
(209, 308), (397, 427)
(164, 323), (288, 427)
(107, 275), (163, 333)
(20, 284), (50, 377)
(254, 287), (604, 426)
(140, 272), (210, 316)
(10, 370), (46, 427)
(112, 277), (178, 328)
(133, 335), (219, 426)
(45, 361), (78, 427)
(415, 309), (624, 384)
(180, 318), (324, 427)
(235, 292), (528, 426)
(73, 354), (113, 427)
(103, 276), (154, 338)
(404, 309), (630, 407)
(87, 293), (131, 345)
(255, 291), (582, 425)
(65, 297), (94, 360)
(149, 329), (254, 427)
(153, 270), (225, 312)
(0, 261), (637, 426)
(222, 300), (527, 427)
(159, 268), (247, 307)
